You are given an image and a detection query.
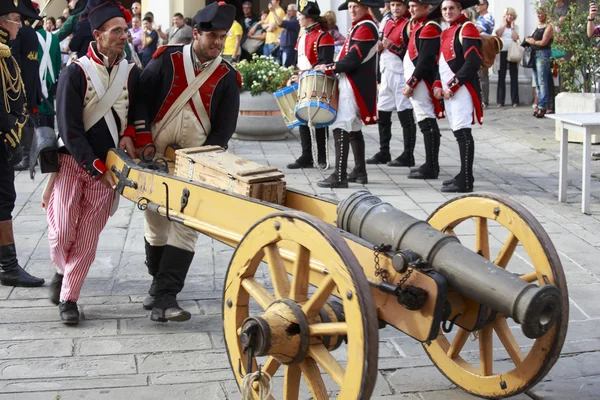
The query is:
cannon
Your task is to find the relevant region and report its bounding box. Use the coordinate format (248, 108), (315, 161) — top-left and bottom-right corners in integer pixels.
(106, 148), (568, 400)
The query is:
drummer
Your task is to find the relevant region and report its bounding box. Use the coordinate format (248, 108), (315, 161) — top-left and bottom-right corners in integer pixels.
(286, 0), (334, 170)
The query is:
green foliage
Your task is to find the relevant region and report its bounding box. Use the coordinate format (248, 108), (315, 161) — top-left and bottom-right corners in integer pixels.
(235, 55), (295, 96)
(550, 4), (600, 93)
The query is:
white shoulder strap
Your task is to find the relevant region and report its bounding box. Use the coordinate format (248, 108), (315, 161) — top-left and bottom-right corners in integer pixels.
(354, 20), (379, 64)
(153, 46), (221, 139)
(77, 56), (129, 147)
(36, 31), (55, 98)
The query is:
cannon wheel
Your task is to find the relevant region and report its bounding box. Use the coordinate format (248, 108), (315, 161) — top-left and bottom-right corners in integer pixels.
(222, 211), (379, 400)
(425, 193), (569, 399)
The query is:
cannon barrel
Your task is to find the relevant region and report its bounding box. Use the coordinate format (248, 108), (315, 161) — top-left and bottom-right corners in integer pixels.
(337, 191), (562, 339)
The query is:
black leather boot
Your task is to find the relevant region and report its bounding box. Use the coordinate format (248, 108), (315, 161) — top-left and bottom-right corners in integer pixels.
(408, 118), (440, 180)
(59, 300), (79, 324)
(316, 127), (328, 168)
(287, 125), (314, 169)
(49, 272), (63, 305)
(0, 220), (44, 287)
(151, 245), (194, 322)
(317, 129), (349, 188)
(142, 239), (167, 310)
(442, 129), (474, 193)
(13, 122), (33, 171)
(348, 130), (368, 184)
(367, 111), (392, 164)
(388, 109), (416, 167)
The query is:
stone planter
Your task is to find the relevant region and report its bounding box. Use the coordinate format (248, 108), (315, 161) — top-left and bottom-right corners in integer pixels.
(554, 93), (600, 143)
(233, 91), (291, 141)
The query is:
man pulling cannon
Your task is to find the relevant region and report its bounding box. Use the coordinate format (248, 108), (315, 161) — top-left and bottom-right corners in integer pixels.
(137, 1), (241, 322)
(314, 0), (379, 188)
(48, 0), (145, 324)
(402, 0), (443, 180)
(367, 0), (417, 168)
(0, 0), (46, 288)
(286, 0), (334, 170)
(431, 0), (482, 193)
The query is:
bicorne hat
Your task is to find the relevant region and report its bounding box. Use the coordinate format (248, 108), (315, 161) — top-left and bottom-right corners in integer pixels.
(406, 0), (441, 6)
(0, 0), (41, 20)
(193, 1), (236, 32)
(298, 0), (321, 18)
(338, 0), (385, 11)
(86, 0), (132, 31)
(427, 0), (477, 20)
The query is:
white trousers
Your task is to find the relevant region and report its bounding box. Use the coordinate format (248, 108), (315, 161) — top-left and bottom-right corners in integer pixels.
(330, 74), (362, 132)
(443, 86), (474, 131)
(378, 68), (412, 112)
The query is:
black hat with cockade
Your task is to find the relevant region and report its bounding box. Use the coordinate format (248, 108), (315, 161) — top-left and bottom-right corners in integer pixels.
(0, 0), (41, 20)
(338, 0), (385, 11)
(427, 0), (477, 20)
(86, 0), (132, 31)
(193, 1), (236, 31)
(298, 0), (321, 18)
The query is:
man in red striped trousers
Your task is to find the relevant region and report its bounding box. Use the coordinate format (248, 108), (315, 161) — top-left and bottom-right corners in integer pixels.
(47, 0), (150, 324)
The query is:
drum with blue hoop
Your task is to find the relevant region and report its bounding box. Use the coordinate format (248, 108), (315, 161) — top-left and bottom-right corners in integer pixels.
(273, 83), (301, 130)
(295, 71), (338, 128)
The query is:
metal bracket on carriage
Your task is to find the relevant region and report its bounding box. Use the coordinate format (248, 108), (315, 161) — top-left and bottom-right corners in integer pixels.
(111, 164), (138, 194)
(392, 249), (429, 274)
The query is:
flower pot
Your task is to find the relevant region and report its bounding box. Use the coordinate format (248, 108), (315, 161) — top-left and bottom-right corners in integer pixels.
(554, 93), (600, 144)
(234, 91), (291, 141)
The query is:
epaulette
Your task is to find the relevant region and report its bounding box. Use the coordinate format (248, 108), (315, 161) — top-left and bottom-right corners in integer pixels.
(460, 22), (481, 40)
(152, 44), (181, 59)
(0, 43), (10, 59)
(421, 21), (441, 39)
(221, 58), (243, 88)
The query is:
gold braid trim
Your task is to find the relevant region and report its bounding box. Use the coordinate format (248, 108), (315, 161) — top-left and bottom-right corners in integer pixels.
(0, 43), (10, 59)
(0, 54), (27, 128)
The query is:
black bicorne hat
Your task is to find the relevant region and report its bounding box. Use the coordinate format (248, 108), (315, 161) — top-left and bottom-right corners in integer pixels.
(427, 0), (477, 20)
(0, 0), (41, 20)
(193, 1), (236, 32)
(86, 0), (131, 31)
(338, 0), (385, 11)
(407, 0), (441, 6)
(298, 0), (321, 18)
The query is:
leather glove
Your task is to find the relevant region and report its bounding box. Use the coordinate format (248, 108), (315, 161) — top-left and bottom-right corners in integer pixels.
(2, 127), (23, 165)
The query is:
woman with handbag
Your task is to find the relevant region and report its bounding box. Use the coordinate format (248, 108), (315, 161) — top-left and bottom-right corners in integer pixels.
(244, 10), (268, 56)
(495, 7), (520, 107)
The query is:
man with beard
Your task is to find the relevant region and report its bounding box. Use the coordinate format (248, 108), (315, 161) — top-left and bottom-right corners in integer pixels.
(314, 0), (380, 188)
(0, 0), (46, 288)
(367, 0), (417, 168)
(137, 1), (241, 322)
(47, 0), (146, 324)
(402, 0), (443, 180)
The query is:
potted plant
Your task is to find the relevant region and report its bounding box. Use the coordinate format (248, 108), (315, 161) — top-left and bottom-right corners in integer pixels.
(234, 55), (295, 140)
(550, 3), (600, 143)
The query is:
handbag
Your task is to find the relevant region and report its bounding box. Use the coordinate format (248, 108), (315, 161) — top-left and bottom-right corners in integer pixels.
(507, 41), (524, 63)
(242, 38), (264, 54)
(520, 46), (534, 68)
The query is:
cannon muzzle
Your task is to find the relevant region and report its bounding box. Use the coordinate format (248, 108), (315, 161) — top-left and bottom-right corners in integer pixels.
(337, 191), (562, 339)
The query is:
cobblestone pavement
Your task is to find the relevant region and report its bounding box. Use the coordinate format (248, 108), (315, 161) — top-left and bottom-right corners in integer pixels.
(4, 107), (600, 400)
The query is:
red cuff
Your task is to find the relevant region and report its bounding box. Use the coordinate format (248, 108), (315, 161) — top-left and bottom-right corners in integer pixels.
(135, 131), (153, 148)
(433, 80), (442, 89)
(122, 125), (136, 138)
(92, 158), (108, 179)
(447, 76), (461, 93)
(406, 76), (419, 89)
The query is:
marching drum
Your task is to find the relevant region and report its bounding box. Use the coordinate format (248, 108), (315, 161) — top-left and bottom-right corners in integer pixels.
(273, 83), (301, 130)
(295, 71), (338, 128)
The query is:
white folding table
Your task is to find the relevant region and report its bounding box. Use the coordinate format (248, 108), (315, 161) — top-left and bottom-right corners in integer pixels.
(546, 113), (600, 214)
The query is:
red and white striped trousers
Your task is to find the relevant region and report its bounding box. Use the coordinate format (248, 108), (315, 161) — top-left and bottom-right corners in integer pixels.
(47, 154), (114, 302)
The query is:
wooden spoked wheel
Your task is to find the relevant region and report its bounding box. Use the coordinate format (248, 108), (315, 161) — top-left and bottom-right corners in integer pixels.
(222, 212), (379, 400)
(425, 193), (569, 399)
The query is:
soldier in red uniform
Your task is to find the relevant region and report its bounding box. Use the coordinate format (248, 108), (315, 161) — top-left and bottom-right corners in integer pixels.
(315, 0), (380, 188)
(286, 0), (334, 170)
(367, 0), (417, 167)
(430, 0), (482, 193)
(402, 0), (443, 180)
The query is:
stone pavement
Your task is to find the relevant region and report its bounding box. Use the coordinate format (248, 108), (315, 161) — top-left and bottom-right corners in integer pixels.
(3, 107), (600, 400)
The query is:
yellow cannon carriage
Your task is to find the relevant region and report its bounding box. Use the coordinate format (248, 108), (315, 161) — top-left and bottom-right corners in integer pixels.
(106, 147), (568, 400)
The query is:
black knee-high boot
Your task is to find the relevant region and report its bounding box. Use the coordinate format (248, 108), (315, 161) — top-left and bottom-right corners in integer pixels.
(316, 127), (327, 166)
(442, 128), (474, 193)
(409, 118), (440, 179)
(142, 239), (167, 310)
(367, 111), (392, 164)
(287, 125), (314, 169)
(317, 129), (349, 188)
(388, 109), (417, 167)
(152, 245), (195, 322)
(0, 220), (44, 287)
(348, 130), (368, 184)
(14, 121), (33, 171)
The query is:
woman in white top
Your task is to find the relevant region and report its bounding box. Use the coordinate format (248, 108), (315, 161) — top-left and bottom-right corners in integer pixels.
(495, 7), (520, 107)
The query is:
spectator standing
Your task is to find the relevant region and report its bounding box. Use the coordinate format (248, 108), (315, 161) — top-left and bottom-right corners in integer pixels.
(130, 15), (143, 55)
(264, 0), (285, 57)
(240, 0), (259, 60)
(495, 7), (520, 107)
(142, 16), (158, 67)
(157, 13), (193, 45)
(323, 10), (345, 56)
(525, 7), (553, 118)
(45, 17), (56, 32)
(131, 2), (142, 19)
(55, 16), (66, 32)
(274, 3), (299, 67)
(245, 10), (268, 57)
(587, 2), (599, 38)
(223, 19), (243, 62)
(475, 0), (493, 107)
(553, 0), (569, 23)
